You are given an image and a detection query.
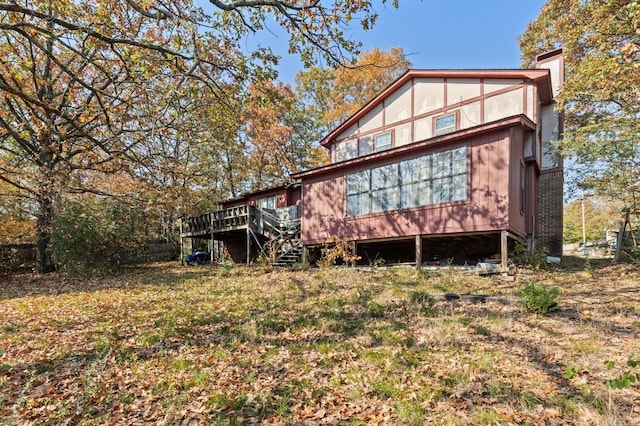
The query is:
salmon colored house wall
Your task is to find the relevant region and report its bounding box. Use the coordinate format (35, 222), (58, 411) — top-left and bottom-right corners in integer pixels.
(220, 185), (301, 209)
(300, 124), (531, 246)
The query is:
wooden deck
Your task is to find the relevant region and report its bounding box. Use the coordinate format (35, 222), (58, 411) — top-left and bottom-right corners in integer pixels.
(180, 204), (302, 266)
(181, 205), (256, 237)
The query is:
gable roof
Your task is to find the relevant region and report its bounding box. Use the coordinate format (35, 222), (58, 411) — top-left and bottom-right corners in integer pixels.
(320, 68), (553, 148)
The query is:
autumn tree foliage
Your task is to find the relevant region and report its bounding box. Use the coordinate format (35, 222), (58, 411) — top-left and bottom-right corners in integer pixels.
(519, 1), (640, 214)
(296, 47), (413, 134)
(243, 81), (327, 190)
(0, 181), (34, 244)
(563, 197), (623, 244)
(0, 0), (399, 273)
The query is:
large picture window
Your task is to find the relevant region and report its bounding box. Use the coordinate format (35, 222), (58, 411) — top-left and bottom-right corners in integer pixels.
(346, 146), (467, 217)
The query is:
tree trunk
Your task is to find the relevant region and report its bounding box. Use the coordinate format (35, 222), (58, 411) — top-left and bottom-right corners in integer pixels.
(36, 146), (56, 274)
(36, 194), (54, 273)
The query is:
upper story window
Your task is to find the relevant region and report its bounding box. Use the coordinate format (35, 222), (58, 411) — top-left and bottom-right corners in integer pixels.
(434, 112), (457, 136)
(375, 132), (392, 152)
(258, 195), (276, 210)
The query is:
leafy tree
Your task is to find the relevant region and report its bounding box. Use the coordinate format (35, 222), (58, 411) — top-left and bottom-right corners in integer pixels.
(243, 80), (327, 190)
(563, 196), (623, 244)
(519, 0), (640, 216)
(0, 181), (34, 244)
(295, 46), (413, 134)
(0, 0), (399, 273)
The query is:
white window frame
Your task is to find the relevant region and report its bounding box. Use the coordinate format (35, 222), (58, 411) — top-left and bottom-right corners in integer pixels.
(434, 112), (458, 136)
(374, 131), (393, 152)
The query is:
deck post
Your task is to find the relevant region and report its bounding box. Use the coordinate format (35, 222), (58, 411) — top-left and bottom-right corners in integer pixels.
(246, 226), (251, 266)
(501, 230), (508, 271)
(302, 246), (308, 267)
(415, 234), (422, 269)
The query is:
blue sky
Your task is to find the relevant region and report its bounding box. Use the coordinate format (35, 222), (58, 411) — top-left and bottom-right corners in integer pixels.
(250, 0), (548, 84)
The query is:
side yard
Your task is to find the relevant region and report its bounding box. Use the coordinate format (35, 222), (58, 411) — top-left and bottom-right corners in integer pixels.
(1, 260), (639, 425)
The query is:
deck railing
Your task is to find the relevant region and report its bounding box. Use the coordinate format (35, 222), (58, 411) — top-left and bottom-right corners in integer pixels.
(181, 205), (252, 236)
(181, 204), (301, 237)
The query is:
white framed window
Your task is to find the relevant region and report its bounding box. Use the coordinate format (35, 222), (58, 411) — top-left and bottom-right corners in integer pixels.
(374, 131), (392, 152)
(434, 112), (457, 136)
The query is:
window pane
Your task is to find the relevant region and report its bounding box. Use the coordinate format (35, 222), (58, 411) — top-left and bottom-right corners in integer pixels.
(359, 136), (373, 156)
(400, 158), (417, 184)
(400, 156), (430, 184)
(371, 188), (399, 213)
(375, 132), (392, 152)
(346, 170), (370, 195)
(346, 194), (359, 216)
(432, 177), (451, 204)
(258, 196), (275, 209)
(371, 164), (397, 190)
(451, 175), (467, 202)
(417, 181), (432, 206)
(347, 193), (370, 216)
(435, 113), (456, 135)
(452, 147), (467, 174)
(432, 151), (451, 178)
(400, 183), (419, 209)
(386, 188), (399, 211)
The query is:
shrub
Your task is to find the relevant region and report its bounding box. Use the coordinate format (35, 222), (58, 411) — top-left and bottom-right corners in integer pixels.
(509, 241), (548, 269)
(51, 198), (148, 275)
(317, 238), (361, 268)
(517, 280), (560, 314)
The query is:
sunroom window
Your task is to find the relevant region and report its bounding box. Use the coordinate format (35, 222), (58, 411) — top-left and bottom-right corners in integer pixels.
(345, 146), (467, 217)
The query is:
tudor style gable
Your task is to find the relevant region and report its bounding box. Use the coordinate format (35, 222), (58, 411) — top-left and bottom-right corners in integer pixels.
(324, 69), (554, 172)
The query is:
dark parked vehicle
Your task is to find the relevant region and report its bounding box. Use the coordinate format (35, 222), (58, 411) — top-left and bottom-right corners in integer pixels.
(186, 250), (210, 265)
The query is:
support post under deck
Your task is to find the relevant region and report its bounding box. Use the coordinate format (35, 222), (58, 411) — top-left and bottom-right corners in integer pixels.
(246, 227), (251, 266)
(501, 230), (508, 271)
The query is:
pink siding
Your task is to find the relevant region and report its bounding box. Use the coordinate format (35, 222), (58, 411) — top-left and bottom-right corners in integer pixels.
(247, 188), (287, 208)
(508, 128), (527, 236)
(221, 186), (300, 210)
(301, 128), (521, 246)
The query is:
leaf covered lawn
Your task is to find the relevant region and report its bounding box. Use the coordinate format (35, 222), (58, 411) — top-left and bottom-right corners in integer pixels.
(1, 260), (639, 425)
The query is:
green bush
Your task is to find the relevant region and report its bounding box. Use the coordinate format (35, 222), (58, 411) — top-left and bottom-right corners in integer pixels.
(509, 241), (548, 269)
(517, 281), (560, 314)
(51, 198), (148, 275)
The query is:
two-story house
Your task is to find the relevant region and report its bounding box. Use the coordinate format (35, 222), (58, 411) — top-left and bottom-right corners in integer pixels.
(180, 49), (564, 269)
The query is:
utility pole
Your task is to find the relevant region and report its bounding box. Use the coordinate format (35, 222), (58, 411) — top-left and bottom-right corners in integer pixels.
(581, 189), (587, 252)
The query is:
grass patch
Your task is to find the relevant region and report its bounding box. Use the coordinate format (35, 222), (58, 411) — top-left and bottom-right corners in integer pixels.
(1, 263), (639, 424)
